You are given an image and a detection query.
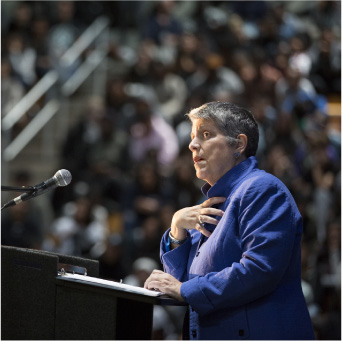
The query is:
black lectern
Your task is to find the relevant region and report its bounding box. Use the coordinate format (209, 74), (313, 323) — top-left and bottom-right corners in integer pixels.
(1, 245), (185, 340)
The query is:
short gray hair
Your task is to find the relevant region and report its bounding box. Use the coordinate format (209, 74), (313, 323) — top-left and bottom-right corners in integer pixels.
(186, 102), (259, 157)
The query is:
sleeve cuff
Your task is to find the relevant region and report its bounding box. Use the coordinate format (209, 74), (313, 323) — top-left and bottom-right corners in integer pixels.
(160, 228), (192, 281)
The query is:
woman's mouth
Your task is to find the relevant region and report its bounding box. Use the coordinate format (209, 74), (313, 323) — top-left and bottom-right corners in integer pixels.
(193, 156), (205, 164)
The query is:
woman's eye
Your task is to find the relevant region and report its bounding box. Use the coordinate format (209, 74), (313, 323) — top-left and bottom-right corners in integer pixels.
(203, 131), (210, 138)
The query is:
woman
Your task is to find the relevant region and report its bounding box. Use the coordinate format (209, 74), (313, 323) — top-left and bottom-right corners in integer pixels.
(144, 102), (315, 340)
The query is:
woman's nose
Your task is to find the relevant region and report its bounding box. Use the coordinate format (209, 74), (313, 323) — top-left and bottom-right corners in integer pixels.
(189, 138), (200, 151)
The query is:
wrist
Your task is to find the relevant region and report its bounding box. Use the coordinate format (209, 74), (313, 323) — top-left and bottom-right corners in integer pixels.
(169, 230), (188, 245)
(170, 226), (187, 240)
(171, 214), (187, 240)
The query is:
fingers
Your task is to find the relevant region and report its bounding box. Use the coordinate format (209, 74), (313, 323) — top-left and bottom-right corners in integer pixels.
(171, 197), (226, 234)
(200, 207), (225, 217)
(151, 269), (164, 274)
(143, 271), (184, 301)
(197, 197), (225, 234)
(199, 214), (221, 226)
(144, 270), (161, 289)
(144, 270), (164, 289)
(201, 196), (226, 208)
(196, 223), (212, 238)
(145, 280), (162, 292)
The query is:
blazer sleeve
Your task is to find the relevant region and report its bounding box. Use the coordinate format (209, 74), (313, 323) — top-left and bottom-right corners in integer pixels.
(180, 180), (302, 315)
(160, 228), (193, 282)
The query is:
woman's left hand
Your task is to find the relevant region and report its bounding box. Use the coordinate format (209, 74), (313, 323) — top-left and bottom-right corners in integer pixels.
(144, 270), (184, 301)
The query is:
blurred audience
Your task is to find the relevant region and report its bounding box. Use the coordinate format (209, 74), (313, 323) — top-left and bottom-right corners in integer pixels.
(42, 196), (109, 259)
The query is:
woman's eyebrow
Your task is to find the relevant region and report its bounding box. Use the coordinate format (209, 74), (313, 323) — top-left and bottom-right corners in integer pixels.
(195, 124), (207, 131)
(191, 122), (214, 136)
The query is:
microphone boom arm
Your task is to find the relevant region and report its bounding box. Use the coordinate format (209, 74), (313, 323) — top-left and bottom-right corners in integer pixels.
(1, 185), (36, 193)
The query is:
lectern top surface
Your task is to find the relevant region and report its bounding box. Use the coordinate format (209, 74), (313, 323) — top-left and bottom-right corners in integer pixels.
(59, 273), (164, 296)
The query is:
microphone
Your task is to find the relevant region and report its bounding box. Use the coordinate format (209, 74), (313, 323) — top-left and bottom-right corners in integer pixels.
(1, 169), (72, 210)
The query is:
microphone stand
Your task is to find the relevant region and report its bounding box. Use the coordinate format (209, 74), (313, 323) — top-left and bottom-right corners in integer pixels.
(1, 185), (36, 193)
(1, 185), (37, 210)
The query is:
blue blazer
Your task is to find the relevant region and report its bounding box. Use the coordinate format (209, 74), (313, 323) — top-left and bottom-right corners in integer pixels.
(161, 157), (315, 340)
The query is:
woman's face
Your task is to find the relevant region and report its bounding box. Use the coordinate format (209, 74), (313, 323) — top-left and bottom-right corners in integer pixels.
(189, 118), (238, 186)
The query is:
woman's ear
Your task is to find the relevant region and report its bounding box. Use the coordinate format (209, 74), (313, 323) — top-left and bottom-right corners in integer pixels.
(237, 134), (248, 154)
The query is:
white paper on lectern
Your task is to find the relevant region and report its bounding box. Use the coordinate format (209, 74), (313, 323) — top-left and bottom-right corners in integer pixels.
(61, 273), (164, 297)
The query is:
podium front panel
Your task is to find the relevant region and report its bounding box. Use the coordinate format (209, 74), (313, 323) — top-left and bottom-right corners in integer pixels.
(1, 246), (58, 340)
(56, 278), (153, 340)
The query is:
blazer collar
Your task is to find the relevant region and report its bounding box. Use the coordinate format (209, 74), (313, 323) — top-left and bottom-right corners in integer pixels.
(202, 156), (258, 199)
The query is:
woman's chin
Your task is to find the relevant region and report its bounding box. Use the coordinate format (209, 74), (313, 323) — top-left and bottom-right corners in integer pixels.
(196, 169), (208, 182)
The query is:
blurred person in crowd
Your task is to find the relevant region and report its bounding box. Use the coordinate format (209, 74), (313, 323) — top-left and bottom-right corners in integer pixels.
(55, 95), (107, 213)
(248, 96), (278, 158)
(128, 97), (179, 171)
(1, 171), (44, 250)
(310, 0), (341, 33)
(47, 1), (81, 82)
(269, 2), (304, 41)
(309, 28), (341, 95)
(276, 65), (329, 136)
(127, 43), (154, 84)
(292, 186), (317, 242)
(122, 160), (174, 266)
(301, 237), (317, 287)
(294, 130), (340, 243)
(264, 144), (297, 189)
(146, 58), (188, 125)
(271, 111), (298, 156)
(256, 14), (283, 61)
(174, 32), (205, 87)
(288, 34), (312, 77)
(272, 44), (291, 76)
(196, 3), (233, 57)
(105, 77), (134, 130)
(308, 132), (340, 244)
(98, 233), (128, 282)
(103, 1), (147, 29)
(61, 95), (106, 180)
(1, 57), (25, 118)
(225, 13), (253, 50)
(85, 113), (129, 210)
(42, 196), (109, 259)
(142, 0), (182, 47)
(275, 65), (318, 113)
(190, 53), (244, 104)
(312, 218), (341, 341)
(233, 52), (263, 103)
(315, 218), (341, 292)
(123, 160), (173, 230)
(132, 214), (165, 265)
(73, 1), (106, 27)
(31, 15), (52, 78)
(6, 32), (37, 90)
(230, 0), (268, 23)
(6, 2), (33, 42)
(199, 3), (254, 58)
(144, 102), (315, 340)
